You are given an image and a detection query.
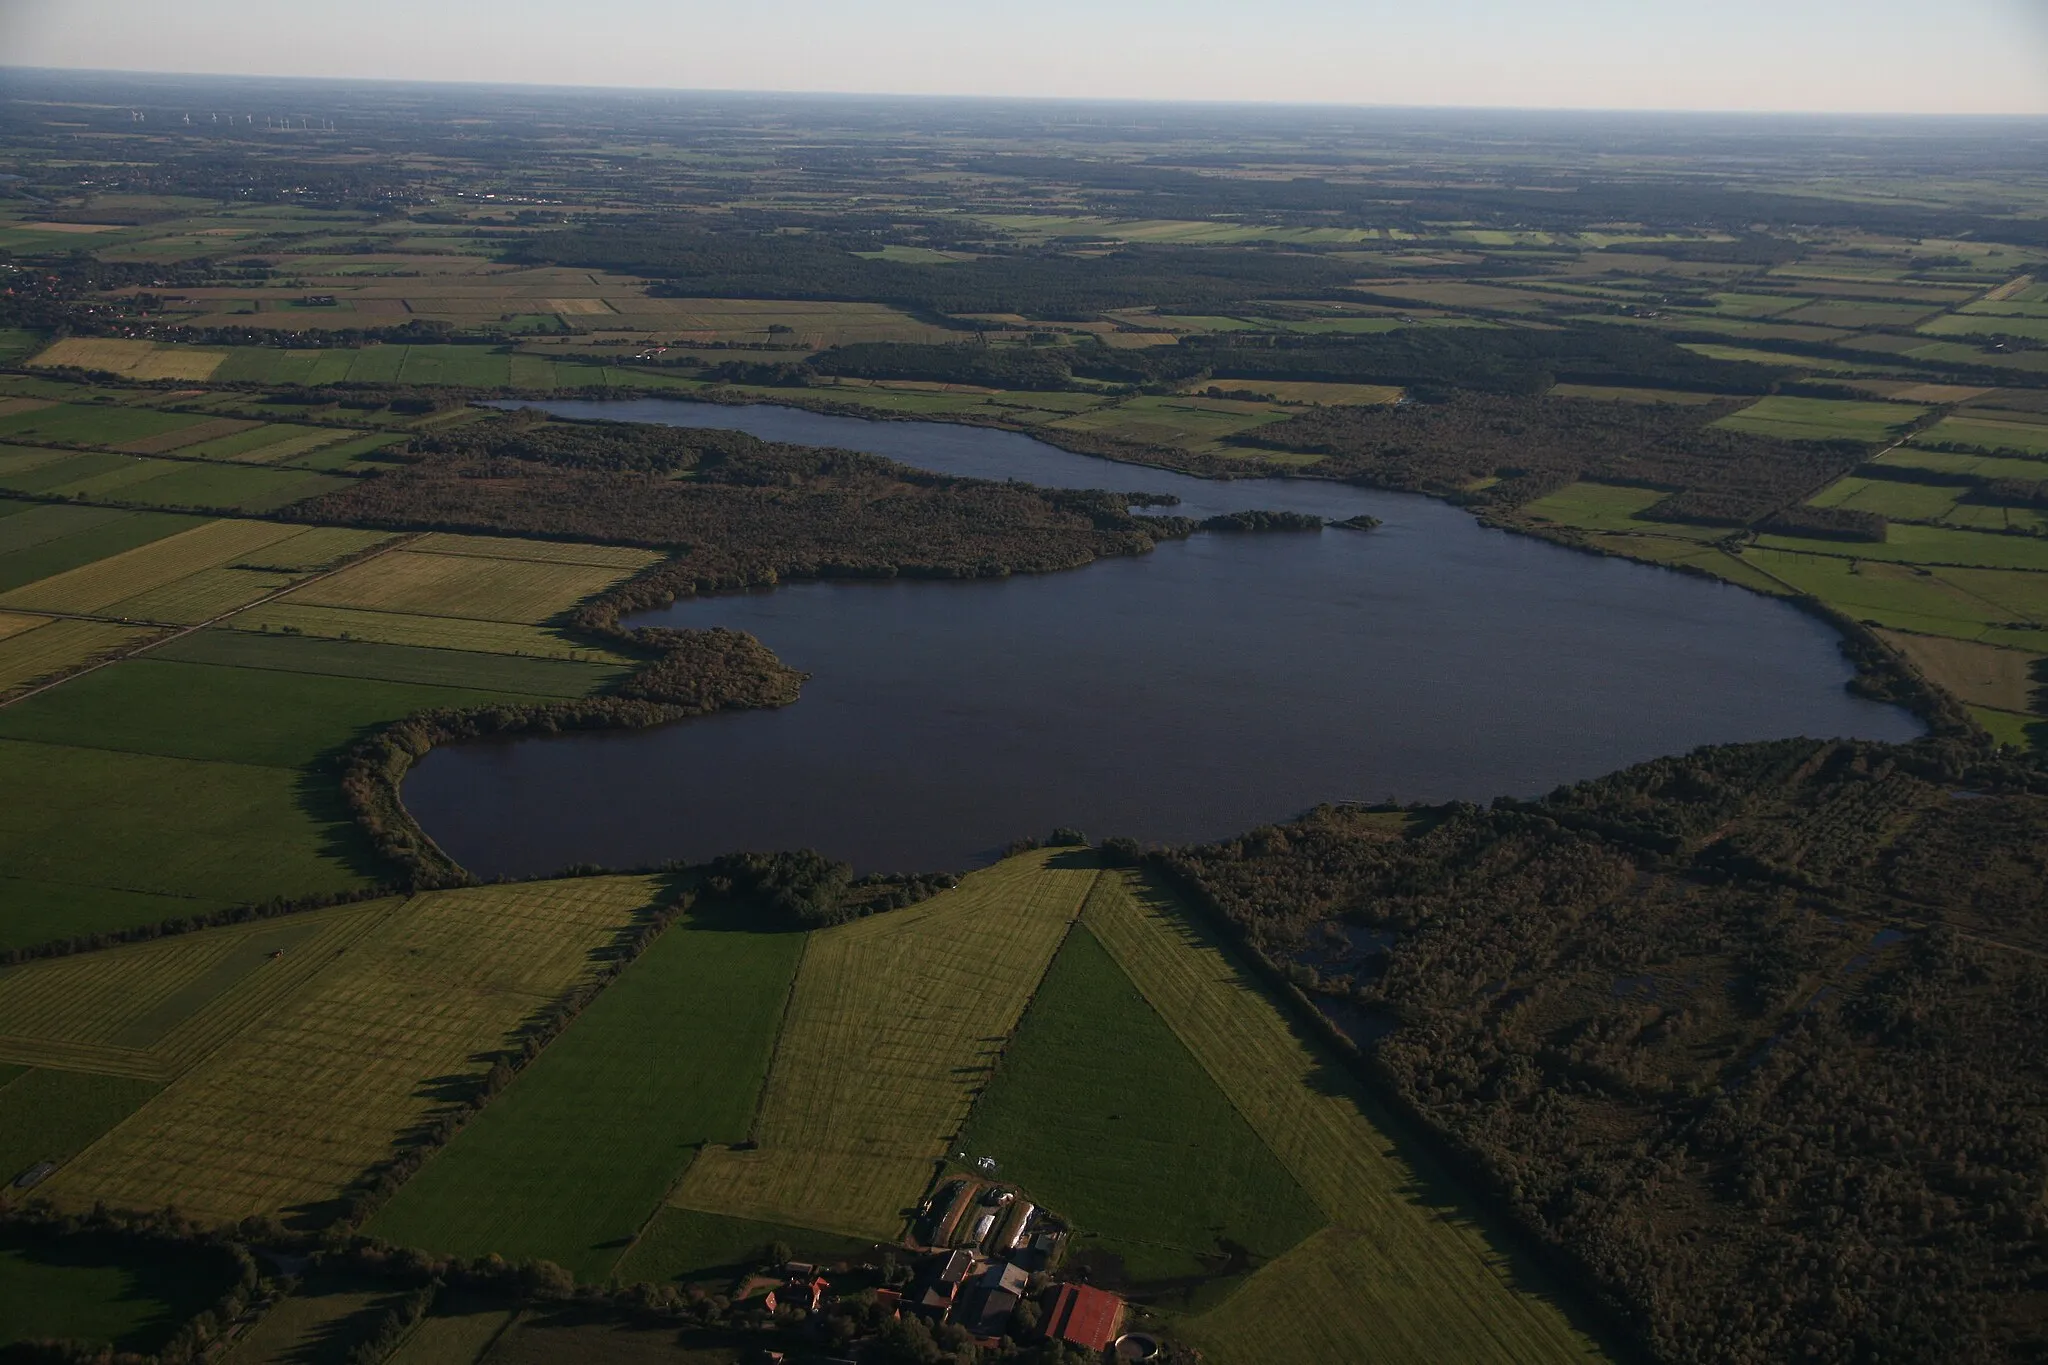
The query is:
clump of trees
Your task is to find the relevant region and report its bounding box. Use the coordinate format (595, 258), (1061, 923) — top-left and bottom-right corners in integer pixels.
(704, 849), (958, 929)
(1199, 509), (1324, 532)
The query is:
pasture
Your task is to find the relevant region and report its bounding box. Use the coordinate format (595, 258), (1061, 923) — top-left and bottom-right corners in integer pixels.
(154, 629), (622, 696)
(1046, 395), (1289, 452)
(958, 924), (1324, 1285)
(0, 403), (211, 450)
(1873, 630), (2039, 714)
(1913, 414), (2048, 456)
(1713, 397), (1927, 444)
(0, 657), (587, 768)
(1808, 476), (1963, 522)
(0, 739), (375, 945)
(1081, 873), (1602, 1365)
(669, 853), (1095, 1240)
(369, 907), (802, 1278)
(40, 878), (660, 1223)
(0, 1069), (162, 1183)
(0, 1228), (233, 1354)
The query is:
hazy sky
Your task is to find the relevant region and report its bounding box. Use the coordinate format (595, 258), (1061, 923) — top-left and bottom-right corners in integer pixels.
(5, 0), (2047, 114)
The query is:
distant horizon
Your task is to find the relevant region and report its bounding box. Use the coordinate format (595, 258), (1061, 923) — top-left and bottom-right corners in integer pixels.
(5, 0), (2045, 117)
(8, 64), (2048, 126)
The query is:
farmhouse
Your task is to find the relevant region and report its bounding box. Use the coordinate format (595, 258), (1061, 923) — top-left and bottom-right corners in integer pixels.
(1047, 1282), (1125, 1353)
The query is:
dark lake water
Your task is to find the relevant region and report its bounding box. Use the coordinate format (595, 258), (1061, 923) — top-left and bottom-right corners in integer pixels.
(406, 399), (1921, 875)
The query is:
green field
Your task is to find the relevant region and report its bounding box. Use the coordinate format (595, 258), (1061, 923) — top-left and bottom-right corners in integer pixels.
(0, 504), (209, 593)
(1713, 396), (1927, 443)
(368, 906), (803, 1278)
(0, 659), (564, 769)
(670, 853), (1095, 1239)
(1808, 475), (1965, 521)
(615, 1206), (874, 1288)
(0, 739), (375, 945)
(1913, 414), (2048, 455)
(0, 403), (209, 449)
(1081, 873), (1600, 1365)
(0, 1229), (233, 1353)
(0, 1068), (161, 1182)
(152, 629), (622, 698)
(958, 924), (1324, 1284)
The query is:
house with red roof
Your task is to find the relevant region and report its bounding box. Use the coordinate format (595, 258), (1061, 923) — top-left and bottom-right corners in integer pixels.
(1046, 1282), (1124, 1353)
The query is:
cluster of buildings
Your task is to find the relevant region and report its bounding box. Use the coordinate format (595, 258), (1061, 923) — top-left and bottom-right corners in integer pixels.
(891, 1247), (1125, 1353)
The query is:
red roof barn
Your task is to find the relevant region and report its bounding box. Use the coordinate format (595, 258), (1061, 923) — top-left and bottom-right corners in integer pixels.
(1047, 1283), (1124, 1353)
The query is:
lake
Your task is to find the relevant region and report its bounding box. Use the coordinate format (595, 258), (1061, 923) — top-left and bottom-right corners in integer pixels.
(405, 399), (1921, 875)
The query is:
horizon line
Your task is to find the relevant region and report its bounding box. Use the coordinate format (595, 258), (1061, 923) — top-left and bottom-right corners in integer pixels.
(4, 64), (2046, 122)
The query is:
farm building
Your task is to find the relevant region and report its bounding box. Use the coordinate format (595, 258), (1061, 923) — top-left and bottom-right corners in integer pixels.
(1047, 1282), (1125, 1353)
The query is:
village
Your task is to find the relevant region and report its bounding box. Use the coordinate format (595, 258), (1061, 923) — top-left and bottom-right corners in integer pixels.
(732, 1173), (1161, 1363)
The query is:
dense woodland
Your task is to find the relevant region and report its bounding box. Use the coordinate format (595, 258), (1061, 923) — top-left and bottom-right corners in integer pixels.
(1160, 737), (2048, 1365)
(720, 328), (1785, 397)
(1234, 393), (1869, 519)
(295, 414), (1193, 602)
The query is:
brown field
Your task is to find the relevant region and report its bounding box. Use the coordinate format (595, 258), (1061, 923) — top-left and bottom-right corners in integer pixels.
(28, 338), (228, 381)
(0, 398), (56, 419)
(40, 879), (660, 1222)
(548, 298), (615, 316)
(285, 549), (641, 624)
(0, 618), (157, 693)
(0, 611), (49, 642)
(1877, 629), (2041, 713)
(103, 565), (298, 625)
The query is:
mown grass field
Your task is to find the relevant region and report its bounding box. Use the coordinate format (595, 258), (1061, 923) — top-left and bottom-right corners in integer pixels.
(958, 923), (1324, 1284)
(26, 338), (228, 381)
(154, 629), (623, 696)
(1874, 629), (2039, 714)
(1713, 396), (1927, 443)
(0, 518), (306, 617)
(0, 900), (395, 1080)
(670, 853), (1095, 1240)
(289, 549), (640, 624)
(368, 905), (802, 1279)
(0, 617), (157, 694)
(41, 879), (658, 1222)
(1081, 873), (1602, 1365)
(225, 602), (632, 661)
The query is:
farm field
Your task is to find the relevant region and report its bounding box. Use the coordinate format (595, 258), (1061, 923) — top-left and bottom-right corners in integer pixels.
(223, 601), (633, 661)
(1043, 395), (1290, 452)
(367, 904), (803, 1279)
(1873, 630), (2039, 713)
(38, 879), (662, 1222)
(0, 740), (373, 946)
(0, 402), (214, 450)
(0, 658), (585, 768)
(286, 548), (643, 624)
(615, 1207), (875, 1288)
(957, 923), (1325, 1286)
(26, 337), (229, 381)
(669, 852), (1096, 1240)
(1080, 872), (1600, 1365)
(1912, 413), (2048, 455)
(152, 628), (623, 696)
(0, 517), (360, 620)
(0, 617), (157, 695)
(1712, 396), (1927, 443)
(0, 1069), (162, 1182)
(0, 1228), (235, 1355)
(218, 1281), (407, 1365)
(0, 503), (211, 593)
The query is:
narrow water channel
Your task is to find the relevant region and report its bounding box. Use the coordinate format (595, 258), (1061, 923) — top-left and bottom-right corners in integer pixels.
(404, 400), (1921, 875)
